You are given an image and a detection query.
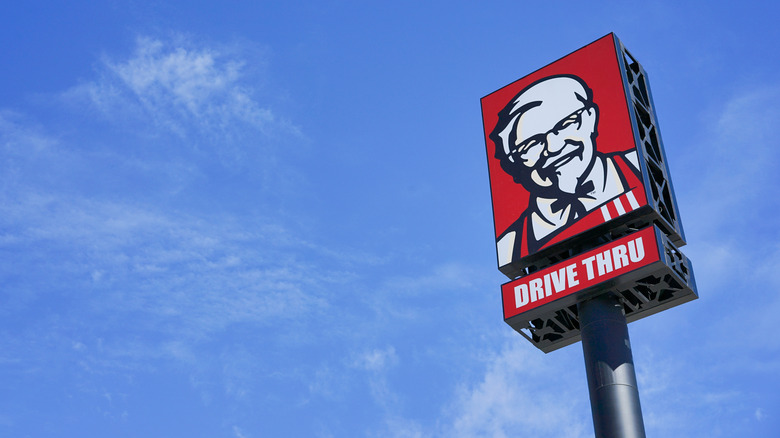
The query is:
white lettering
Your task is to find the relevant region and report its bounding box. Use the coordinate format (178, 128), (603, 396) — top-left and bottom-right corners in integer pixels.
(581, 256), (596, 280)
(543, 273), (553, 297)
(628, 237), (645, 262)
(596, 250), (613, 276)
(550, 267), (567, 293)
(612, 244), (628, 270)
(514, 284), (529, 308)
(566, 263), (579, 287)
(529, 278), (544, 302)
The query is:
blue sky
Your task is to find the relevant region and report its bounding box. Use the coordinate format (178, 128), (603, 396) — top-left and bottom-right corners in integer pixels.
(1, 1), (778, 437)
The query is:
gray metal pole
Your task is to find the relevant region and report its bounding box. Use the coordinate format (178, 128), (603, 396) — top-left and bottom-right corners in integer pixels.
(578, 293), (646, 438)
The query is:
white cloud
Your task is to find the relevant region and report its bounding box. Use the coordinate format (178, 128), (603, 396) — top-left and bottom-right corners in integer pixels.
(674, 83), (780, 335)
(353, 346), (399, 373)
(372, 416), (426, 438)
(672, 84), (780, 323)
(443, 336), (590, 438)
(618, 84), (780, 437)
(0, 33), (326, 361)
(233, 425), (249, 438)
(0, 110), (58, 154)
(55, 35), (306, 188)
(383, 262), (480, 294)
(68, 36), (276, 138)
(0, 180), (359, 397)
(0, 51), (358, 421)
(350, 346), (400, 412)
(678, 84), (780, 238)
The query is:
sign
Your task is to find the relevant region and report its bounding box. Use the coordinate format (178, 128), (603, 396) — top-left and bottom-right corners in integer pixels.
(502, 226), (657, 321)
(481, 33), (684, 279)
(482, 33), (697, 353)
(502, 225), (697, 353)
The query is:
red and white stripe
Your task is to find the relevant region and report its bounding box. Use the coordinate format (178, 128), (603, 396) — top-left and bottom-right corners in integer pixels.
(600, 189), (641, 222)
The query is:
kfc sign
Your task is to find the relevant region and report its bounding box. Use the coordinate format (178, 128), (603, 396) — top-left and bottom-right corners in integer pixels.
(484, 34), (697, 353)
(482, 33), (684, 279)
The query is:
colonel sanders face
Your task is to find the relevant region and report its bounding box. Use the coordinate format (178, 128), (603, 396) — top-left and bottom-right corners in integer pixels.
(491, 75), (599, 197)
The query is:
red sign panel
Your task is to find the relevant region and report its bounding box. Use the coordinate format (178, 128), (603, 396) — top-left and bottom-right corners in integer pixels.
(502, 226), (659, 321)
(482, 34), (648, 276)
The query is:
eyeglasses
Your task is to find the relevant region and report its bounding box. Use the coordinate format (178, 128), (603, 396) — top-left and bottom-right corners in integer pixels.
(508, 106), (590, 162)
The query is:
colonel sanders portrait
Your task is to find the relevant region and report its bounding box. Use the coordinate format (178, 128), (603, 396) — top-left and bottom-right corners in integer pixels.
(490, 74), (643, 269)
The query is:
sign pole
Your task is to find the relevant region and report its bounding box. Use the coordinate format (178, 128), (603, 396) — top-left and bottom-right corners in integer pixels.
(578, 293), (646, 438)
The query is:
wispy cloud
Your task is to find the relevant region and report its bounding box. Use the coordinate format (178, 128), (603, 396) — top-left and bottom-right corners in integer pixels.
(350, 346), (401, 414)
(443, 335), (590, 438)
(677, 84), (780, 318)
(625, 83), (780, 437)
(0, 35), (332, 388)
(1, 190), (344, 333)
(634, 339), (772, 438)
(679, 84), (780, 243)
(56, 35), (305, 188)
(67, 36), (278, 138)
(352, 346), (399, 373)
(372, 417), (426, 438)
(233, 425), (250, 438)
